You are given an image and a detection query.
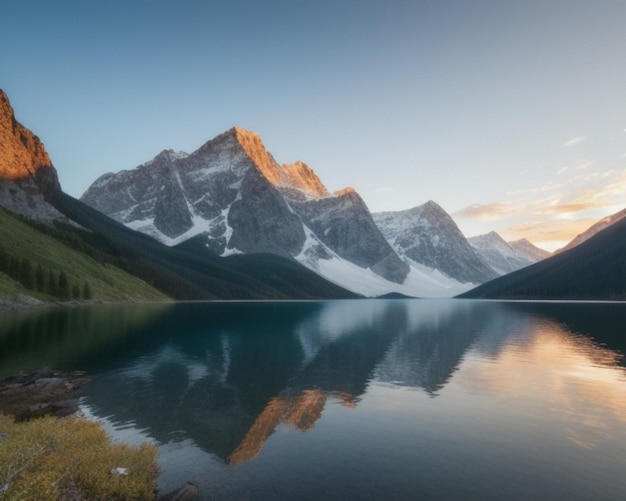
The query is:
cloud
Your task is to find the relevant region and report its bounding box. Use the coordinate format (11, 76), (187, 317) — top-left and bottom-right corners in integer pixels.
(367, 183), (394, 193)
(562, 136), (585, 147)
(453, 202), (512, 219)
(500, 217), (598, 251)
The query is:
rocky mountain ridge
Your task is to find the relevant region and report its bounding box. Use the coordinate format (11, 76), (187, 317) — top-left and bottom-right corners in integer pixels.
(555, 207), (626, 254)
(508, 238), (551, 262)
(81, 126), (410, 290)
(372, 201), (499, 284)
(468, 231), (534, 276)
(0, 90), (62, 221)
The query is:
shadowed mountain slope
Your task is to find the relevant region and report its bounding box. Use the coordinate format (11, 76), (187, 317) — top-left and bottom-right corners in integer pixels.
(459, 216), (626, 300)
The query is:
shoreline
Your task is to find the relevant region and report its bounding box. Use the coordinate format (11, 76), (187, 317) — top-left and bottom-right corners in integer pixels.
(0, 295), (175, 312)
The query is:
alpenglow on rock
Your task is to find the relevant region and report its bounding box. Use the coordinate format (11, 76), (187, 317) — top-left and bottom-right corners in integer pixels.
(81, 127), (409, 289)
(0, 89), (63, 221)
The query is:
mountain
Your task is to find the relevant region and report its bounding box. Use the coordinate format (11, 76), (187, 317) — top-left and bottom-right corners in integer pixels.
(556, 207), (626, 253)
(0, 91), (356, 303)
(459, 215), (626, 300)
(81, 127), (410, 293)
(468, 231), (534, 275)
(0, 90), (63, 221)
(373, 201), (498, 285)
(508, 238), (551, 262)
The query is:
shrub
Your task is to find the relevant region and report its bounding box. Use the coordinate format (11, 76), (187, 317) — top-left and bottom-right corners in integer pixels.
(0, 414), (158, 500)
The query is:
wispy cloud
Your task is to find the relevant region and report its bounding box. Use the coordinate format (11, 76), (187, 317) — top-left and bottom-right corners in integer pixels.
(367, 183), (394, 194)
(562, 136), (585, 147)
(453, 202), (518, 219)
(454, 168), (626, 251)
(500, 217), (598, 251)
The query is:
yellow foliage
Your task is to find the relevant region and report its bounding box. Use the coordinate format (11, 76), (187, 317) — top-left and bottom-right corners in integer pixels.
(0, 414), (157, 500)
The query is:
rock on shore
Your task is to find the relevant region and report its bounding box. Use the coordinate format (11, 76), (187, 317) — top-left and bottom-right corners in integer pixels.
(0, 368), (90, 420)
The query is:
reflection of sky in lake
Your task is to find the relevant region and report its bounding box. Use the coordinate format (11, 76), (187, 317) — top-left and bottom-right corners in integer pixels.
(459, 318), (626, 450)
(5, 300), (626, 499)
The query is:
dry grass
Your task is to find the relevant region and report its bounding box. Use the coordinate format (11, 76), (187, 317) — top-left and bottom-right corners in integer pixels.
(0, 414), (157, 500)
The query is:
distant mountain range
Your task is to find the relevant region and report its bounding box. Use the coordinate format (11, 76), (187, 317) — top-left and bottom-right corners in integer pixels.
(373, 202), (499, 284)
(459, 212), (626, 300)
(2, 88), (625, 301)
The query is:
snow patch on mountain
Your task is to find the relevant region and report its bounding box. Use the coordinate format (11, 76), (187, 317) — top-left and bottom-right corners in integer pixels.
(315, 256), (474, 298)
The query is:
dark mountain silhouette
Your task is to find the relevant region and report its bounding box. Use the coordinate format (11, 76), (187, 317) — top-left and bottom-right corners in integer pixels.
(459, 215), (626, 300)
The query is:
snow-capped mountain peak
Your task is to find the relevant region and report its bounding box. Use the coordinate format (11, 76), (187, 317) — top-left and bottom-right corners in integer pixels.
(81, 126), (411, 291)
(373, 201), (498, 285)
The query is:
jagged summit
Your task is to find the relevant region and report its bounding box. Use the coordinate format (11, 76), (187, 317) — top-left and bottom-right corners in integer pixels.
(333, 186), (356, 197)
(281, 161), (329, 198)
(144, 149), (189, 165)
(468, 231), (534, 275)
(220, 126), (330, 197)
(0, 89), (62, 220)
(0, 90), (58, 188)
(508, 238), (551, 262)
(373, 201), (498, 284)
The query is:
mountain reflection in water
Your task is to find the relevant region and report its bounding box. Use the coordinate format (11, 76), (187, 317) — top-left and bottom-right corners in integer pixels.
(3, 300), (626, 499)
(75, 301), (626, 463)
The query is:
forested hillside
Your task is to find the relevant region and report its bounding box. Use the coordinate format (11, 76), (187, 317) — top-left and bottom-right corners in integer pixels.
(0, 206), (169, 303)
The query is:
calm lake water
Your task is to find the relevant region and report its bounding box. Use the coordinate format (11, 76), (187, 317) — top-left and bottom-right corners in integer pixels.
(2, 299), (626, 500)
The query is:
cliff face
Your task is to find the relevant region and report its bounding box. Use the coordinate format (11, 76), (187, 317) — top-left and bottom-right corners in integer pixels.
(0, 90), (62, 220)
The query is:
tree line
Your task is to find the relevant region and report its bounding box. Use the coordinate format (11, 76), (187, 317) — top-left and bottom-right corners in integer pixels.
(0, 245), (92, 301)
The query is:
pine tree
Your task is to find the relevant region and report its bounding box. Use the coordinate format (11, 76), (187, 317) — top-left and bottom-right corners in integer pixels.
(0, 246), (8, 273)
(19, 258), (35, 290)
(83, 282), (93, 300)
(35, 264), (45, 292)
(8, 255), (20, 280)
(58, 271), (70, 300)
(47, 270), (57, 296)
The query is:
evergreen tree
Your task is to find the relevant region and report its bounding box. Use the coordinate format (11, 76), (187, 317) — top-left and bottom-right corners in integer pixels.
(47, 270), (58, 297)
(58, 271), (70, 300)
(83, 282), (93, 300)
(8, 255), (20, 280)
(19, 258), (35, 290)
(35, 264), (45, 292)
(72, 284), (80, 299)
(0, 246), (8, 273)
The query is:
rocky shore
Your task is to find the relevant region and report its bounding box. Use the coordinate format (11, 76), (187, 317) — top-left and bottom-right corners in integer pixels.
(0, 368), (200, 500)
(0, 368), (90, 421)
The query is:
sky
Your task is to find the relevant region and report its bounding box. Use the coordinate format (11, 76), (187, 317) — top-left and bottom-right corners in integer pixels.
(1, 0), (625, 251)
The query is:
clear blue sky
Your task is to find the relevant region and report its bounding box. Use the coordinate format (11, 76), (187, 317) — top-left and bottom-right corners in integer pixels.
(2, 0), (625, 250)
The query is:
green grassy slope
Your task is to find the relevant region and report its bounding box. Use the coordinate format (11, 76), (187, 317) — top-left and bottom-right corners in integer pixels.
(0, 206), (170, 303)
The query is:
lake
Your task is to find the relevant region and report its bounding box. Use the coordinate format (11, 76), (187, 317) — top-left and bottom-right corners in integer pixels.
(1, 299), (626, 500)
